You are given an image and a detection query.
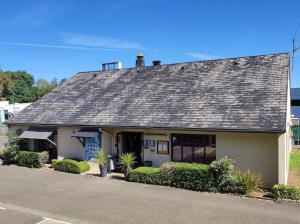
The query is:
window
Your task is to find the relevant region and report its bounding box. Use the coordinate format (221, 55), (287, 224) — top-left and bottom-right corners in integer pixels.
(157, 140), (169, 155)
(171, 134), (216, 164)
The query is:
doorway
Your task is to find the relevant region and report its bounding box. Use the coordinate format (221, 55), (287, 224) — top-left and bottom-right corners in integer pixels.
(119, 132), (143, 164)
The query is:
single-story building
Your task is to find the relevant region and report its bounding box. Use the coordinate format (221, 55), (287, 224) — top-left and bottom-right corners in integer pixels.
(6, 53), (291, 186)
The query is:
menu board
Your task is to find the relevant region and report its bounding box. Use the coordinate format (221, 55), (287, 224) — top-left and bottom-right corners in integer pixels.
(157, 140), (169, 155)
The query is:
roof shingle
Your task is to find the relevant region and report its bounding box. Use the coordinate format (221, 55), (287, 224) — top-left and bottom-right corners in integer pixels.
(7, 53), (290, 132)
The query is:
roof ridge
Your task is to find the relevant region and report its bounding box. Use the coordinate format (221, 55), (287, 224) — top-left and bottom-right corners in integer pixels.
(76, 52), (289, 74)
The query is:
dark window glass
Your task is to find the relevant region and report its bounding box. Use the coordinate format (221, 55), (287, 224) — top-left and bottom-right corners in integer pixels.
(182, 146), (193, 162)
(171, 134), (216, 164)
(172, 145), (182, 162)
(194, 146), (205, 163)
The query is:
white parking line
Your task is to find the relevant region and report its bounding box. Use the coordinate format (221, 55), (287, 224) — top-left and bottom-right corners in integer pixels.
(36, 217), (72, 224)
(0, 206), (6, 210)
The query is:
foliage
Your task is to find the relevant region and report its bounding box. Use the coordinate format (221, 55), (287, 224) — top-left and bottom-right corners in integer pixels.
(128, 167), (161, 185)
(36, 78), (61, 97)
(0, 69), (66, 103)
(128, 163), (216, 192)
(0, 136), (20, 164)
(209, 156), (236, 192)
(17, 151), (48, 168)
(0, 71), (14, 101)
(96, 150), (108, 167)
(290, 150), (300, 169)
(272, 184), (300, 200)
(119, 153), (136, 170)
(52, 159), (90, 174)
(235, 170), (262, 194)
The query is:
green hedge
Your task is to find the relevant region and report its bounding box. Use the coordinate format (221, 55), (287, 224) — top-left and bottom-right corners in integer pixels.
(272, 184), (300, 200)
(128, 163), (216, 192)
(52, 159), (90, 174)
(17, 151), (48, 168)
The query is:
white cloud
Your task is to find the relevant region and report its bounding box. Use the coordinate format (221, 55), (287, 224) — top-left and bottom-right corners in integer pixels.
(11, 0), (72, 26)
(0, 42), (119, 52)
(185, 52), (218, 60)
(61, 33), (145, 50)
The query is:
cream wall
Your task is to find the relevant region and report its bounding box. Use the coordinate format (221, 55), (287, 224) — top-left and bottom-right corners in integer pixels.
(101, 130), (113, 155)
(57, 127), (84, 160)
(216, 132), (278, 186)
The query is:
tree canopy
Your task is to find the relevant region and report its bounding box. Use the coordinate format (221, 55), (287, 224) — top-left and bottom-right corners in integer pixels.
(0, 69), (65, 103)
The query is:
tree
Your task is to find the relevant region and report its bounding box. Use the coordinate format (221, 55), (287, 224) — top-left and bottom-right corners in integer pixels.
(0, 71), (14, 101)
(36, 78), (60, 97)
(5, 71), (39, 103)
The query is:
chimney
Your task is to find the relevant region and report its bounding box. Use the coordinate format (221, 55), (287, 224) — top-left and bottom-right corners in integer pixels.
(135, 52), (145, 67)
(152, 60), (161, 66)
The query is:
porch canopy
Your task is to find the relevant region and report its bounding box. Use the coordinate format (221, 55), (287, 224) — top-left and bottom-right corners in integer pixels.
(71, 129), (101, 146)
(19, 127), (56, 145)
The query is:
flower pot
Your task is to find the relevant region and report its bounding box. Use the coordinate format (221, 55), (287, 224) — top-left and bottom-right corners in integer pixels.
(99, 165), (108, 177)
(123, 167), (131, 180)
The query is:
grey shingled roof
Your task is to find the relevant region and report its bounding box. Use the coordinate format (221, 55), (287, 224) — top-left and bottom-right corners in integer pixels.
(7, 53), (289, 132)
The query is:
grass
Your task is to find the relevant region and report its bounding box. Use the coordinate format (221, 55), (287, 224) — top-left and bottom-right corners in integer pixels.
(288, 150), (300, 186)
(290, 150), (300, 169)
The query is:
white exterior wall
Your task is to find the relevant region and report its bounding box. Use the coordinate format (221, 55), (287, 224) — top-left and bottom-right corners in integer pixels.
(101, 130), (113, 155)
(57, 127), (84, 160)
(216, 132), (278, 186)
(143, 133), (170, 167)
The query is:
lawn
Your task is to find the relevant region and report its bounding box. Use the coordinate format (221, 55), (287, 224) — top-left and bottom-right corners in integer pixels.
(288, 150), (300, 186)
(290, 150), (300, 169)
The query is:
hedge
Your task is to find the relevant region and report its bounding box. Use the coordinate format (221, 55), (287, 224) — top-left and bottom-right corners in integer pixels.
(272, 184), (300, 200)
(52, 159), (90, 174)
(17, 151), (49, 168)
(128, 163), (216, 192)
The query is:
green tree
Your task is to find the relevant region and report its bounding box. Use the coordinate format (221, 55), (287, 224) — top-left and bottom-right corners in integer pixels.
(5, 70), (39, 103)
(0, 71), (14, 101)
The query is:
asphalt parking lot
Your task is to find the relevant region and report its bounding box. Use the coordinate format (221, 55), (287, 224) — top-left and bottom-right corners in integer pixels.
(0, 165), (300, 224)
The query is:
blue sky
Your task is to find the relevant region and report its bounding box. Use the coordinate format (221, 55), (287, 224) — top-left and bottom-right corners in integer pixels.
(0, 0), (300, 86)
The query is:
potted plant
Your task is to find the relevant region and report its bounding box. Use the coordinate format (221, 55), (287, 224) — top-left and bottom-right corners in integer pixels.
(96, 151), (108, 177)
(119, 153), (136, 180)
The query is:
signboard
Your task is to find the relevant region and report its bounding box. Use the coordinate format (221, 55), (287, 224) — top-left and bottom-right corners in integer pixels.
(157, 140), (169, 155)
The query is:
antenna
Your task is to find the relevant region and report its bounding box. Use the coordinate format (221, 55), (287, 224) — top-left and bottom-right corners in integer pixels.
(292, 23), (300, 73)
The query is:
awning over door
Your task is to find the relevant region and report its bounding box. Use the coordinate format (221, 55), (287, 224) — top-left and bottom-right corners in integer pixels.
(71, 131), (99, 138)
(19, 127), (56, 145)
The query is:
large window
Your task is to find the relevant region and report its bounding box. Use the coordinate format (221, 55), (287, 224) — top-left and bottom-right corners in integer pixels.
(171, 134), (216, 164)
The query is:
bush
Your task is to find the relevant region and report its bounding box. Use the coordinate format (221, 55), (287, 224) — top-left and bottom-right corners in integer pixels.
(17, 151), (48, 168)
(129, 163), (216, 192)
(52, 159), (90, 174)
(128, 167), (160, 184)
(235, 170), (262, 194)
(0, 136), (20, 165)
(272, 184), (300, 200)
(209, 156), (236, 192)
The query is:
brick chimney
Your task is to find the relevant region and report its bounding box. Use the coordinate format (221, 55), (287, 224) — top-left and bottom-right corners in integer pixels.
(135, 52), (145, 67)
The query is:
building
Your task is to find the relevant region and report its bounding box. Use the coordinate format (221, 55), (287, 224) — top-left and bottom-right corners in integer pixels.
(291, 88), (300, 145)
(6, 53), (291, 186)
(0, 101), (31, 123)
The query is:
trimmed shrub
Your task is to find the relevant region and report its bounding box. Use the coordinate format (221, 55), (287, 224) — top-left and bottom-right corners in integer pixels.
(272, 184), (300, 200)
(128, 167), (160, 184)
(129, 163), (216, 192)
(17, 151), (47, 168)
(169, 163), (215, 191)
(209, 156), (236, 192)
(235, 170), (262, 194)
(52, 159), (90, 174)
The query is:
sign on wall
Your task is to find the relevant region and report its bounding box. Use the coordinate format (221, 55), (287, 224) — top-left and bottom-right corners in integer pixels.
(157, 140), (169, 155)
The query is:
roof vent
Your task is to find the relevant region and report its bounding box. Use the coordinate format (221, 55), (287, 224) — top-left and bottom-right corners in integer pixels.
(152, 60), (161, 66)
(102, 62), (122, 71)
(136, 52), (145, 67)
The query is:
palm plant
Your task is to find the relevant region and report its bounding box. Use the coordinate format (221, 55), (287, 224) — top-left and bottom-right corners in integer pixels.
(96, 151), (108, 177)
(119, 153), (136, 179)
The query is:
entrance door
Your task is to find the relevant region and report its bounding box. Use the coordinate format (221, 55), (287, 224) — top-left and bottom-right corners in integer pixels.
(123, 132), (142, 164)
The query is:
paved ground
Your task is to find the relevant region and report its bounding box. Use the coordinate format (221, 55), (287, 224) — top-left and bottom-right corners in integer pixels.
(0, 166), (300, 224)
